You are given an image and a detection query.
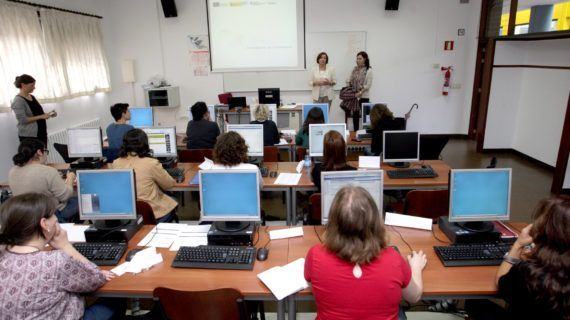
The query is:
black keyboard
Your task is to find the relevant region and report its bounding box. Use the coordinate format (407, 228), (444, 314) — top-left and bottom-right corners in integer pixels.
(172, 245), (256, 270)
(166, 167), (185, 182)
(259, 166), (269, 177)
(387, 166), (438, 179)
(73, 242), (127, 266)
(434, 242), (512, 267)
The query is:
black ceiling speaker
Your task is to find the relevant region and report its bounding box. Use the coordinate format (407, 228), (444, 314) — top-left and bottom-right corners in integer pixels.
(161, 0), (177, 18)
(385, 0), (399, 10)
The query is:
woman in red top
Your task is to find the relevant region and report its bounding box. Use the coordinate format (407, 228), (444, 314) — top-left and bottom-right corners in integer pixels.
(304, 186), (427, 320)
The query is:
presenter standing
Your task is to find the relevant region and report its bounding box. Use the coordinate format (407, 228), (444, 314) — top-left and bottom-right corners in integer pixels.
(11, 74), (56, 145)
(309, 52), (336, 106)
(346, 51), (373, 131)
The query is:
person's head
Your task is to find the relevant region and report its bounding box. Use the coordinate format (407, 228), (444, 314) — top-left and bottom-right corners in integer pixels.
(316, 52), (329, 67)
(325, 186), (387, 265)
(370, 103), (394, 129)
(302, 107), (325, 133)
(13, 138), (47, 166)
(520, 196), (570, 315)
(323, 130), (348, 171)
(14, 74), (36, 94)
(213, 131), (248, 166)
(110, 103), (130, 122)
(119, 129), (151, 158)
(356, 51), (370, 69)
(254, 104), (270, 122)
(0, 193), (58, 247)
(191, 102), (209, 121)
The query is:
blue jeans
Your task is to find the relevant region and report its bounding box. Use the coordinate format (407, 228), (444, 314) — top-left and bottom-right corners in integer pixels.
(55, 197), (79, 223)
(84, 298), (125, 320)
(156, 211), (179, 223)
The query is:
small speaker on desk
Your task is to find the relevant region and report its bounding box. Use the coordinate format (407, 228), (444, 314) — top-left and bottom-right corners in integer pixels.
(385, 0), (399, 10)
(161, 0), (177, 18)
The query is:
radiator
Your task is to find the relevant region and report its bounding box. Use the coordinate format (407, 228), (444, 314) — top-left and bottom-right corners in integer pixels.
(47, 118), (101, 163)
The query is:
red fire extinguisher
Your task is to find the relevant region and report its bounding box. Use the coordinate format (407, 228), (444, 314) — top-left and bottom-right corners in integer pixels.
(441, 66), (452, 96)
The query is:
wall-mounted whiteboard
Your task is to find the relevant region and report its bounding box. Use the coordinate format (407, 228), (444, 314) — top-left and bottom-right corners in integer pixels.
(223, 31), (366, 92)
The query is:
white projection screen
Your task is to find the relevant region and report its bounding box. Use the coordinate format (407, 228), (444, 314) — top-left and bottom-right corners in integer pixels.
(206, 0), (306, 72)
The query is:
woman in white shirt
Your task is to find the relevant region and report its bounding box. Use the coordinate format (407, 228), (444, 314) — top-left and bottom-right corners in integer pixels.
(309, 52), (336, 106)
(346, 51), (373, 131)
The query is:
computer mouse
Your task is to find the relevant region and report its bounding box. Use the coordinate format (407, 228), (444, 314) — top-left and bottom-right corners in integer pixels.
(256, 248), (269, 261)
(421, 165), (429, 169)
(125, 249), (143, 262)
(269, 171), (278, 178)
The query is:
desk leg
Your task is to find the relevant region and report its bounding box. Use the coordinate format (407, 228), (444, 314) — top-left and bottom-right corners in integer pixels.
(291, 146), (296, 162)
(288, 295), (296, 320)
(277, 299), (286, 320)
(291, 188), (297, 226)
(286, 189), (292, 226)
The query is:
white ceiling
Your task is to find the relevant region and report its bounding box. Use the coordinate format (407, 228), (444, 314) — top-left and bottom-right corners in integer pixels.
(503, 0), (565, 11)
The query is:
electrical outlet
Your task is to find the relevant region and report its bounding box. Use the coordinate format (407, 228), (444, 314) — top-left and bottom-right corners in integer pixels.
(451, 83), (462, 89)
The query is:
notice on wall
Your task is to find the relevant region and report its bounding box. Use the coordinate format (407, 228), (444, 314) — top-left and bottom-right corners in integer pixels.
(188, 35), (210, 76)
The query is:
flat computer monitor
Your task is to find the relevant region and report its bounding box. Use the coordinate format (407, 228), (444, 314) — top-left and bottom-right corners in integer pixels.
(302, 104), (329, 123)
(258, 88), (280, 105)
(308, 123), (346, 157)
(129, 107), (154, 128)
(226, 124), (264, 157)
(141, 127), (177, 157)
(67, 127), (103, 158)
(449, 168), (511, 223)
(249, 104), (278, 123)
(321, 170), (383, 225)
(199, 169), (261, 230)
(229, 97), (247, 109)
(77, 169), (137, 221)
(383, 130), (419, 167)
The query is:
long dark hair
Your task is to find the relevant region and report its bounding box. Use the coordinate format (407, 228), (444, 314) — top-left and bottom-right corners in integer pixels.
(519, 196), (570, 318)
(119, 129), (151, 158)
(302, 107), (325, 133)
(13, 138), (45, 166)
(0, 193), (56, 246)
(357, 51), (371, 69)
(323, 131), (348, 171)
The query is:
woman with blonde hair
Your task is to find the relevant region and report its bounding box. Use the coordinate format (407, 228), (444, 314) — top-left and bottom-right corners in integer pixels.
(250, 104), (279, 146)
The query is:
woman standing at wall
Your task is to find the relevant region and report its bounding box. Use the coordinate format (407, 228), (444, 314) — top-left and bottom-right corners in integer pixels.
(345, 52), (373, 131)
(309, 52), (336, 106)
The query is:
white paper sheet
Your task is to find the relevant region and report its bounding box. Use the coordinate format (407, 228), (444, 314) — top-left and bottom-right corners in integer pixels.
(199, 157), (214, 170)
(59, 224), (89, 242)
(274, 173), (302, 185)
(359, 156), (381, 169)
(257, 258), (308, 300)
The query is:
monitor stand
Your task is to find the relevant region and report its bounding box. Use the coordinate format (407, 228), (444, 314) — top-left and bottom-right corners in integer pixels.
(457, 221), (495, 233)
(213, 221), (251, 233)
(388, 162), (411, 168)
(70, 157), (105, 169)
(85, 217), (143, 243)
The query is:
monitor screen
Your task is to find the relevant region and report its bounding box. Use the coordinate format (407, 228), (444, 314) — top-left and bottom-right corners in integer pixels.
(383, 131), (419, 163)
(258, 88), (280, 105)
(361, 103), (374, 127)
(129, 107), (153, 128)
(141, 127), (177, 157)
(229, 97), (247, 109)
(321, 170), (383, 225)
(249, 104), (278, 123)
(67, 128), (102, 158)
(199, 170), (261, 221)
(77, 169), (137, 220)
(308, 123), (346, 157)
(302, 104), (329, 123)
(449, 168), (511, 222)
(226, 124), (264, 157)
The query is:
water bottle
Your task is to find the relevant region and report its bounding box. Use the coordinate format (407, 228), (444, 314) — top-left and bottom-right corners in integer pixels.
(304, 154), (311, 167)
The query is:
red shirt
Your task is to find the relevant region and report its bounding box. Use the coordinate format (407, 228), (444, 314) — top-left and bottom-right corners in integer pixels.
(304, 244), (411, 320)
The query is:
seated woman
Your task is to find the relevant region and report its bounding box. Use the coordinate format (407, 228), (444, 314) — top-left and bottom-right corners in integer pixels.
(0, 193), (121, 320)
(111, 129), (178, 223)
(311, 130), (356, 192)
(212, 132), (262, 187)
(305, 185), (427, 319)
(8, 138), (78, 222)
(369, 103), (403, 156)
(250, 104), (280, 146)
(492, 196), (568, 319)
(295, 107), (325, 149)
(186, 101), (220, 150)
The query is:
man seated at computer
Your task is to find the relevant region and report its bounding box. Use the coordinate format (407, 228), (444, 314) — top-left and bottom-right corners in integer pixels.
(311, 131), (355, 192)
(106, 103), (133, 155)
(250, 104), (279, 146)
(296, 107), (325, 148)
(9, 138), (78, 222)
(186, 101), (220, 150)
(370, 103), (402, 156)
(111, 129), (179, 223)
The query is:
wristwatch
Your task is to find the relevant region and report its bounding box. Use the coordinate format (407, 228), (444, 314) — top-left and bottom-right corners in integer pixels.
(503, 253), (521, 265)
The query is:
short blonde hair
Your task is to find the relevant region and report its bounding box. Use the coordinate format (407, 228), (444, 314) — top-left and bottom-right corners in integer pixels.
(254, 104), (270, 122)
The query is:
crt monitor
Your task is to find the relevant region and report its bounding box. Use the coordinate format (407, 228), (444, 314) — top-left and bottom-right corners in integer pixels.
(141, 127), (177, 157)
(67, 127), (103, 158)
(361, 103), (374, 127)
(383, 130), (419, 167)
(129, 107), (154, 128)
(449, 168), (511, 224)
(226, 124), (264, 157)
(77, 169), (137, 221)
(321, 170), (383, 225)
(258, 88), (280, 105)
(308, 123), (346, 157)
(229, 97), (247, 109)
(249, 104), (278, 123)
(302, 104), (329, 123)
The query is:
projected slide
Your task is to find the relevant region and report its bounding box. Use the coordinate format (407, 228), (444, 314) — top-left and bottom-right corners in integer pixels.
(207, 0), (305, 71)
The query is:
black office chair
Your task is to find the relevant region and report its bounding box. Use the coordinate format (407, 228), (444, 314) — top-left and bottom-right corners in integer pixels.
(487, 156), (497, 168)
(419, 135), (450, 160)
(53, 143), (79, 163)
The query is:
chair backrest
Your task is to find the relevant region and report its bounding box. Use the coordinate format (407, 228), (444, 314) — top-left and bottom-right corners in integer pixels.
(263, 146), (279, 162)
(153, 287), (246, 320)
(178, 149), (213, 163)
(419, 135), (449, 160)
(136, 200), (157, 225)
(404, 189), (449, 221)
(218, 93), (233, 105)
(392, 117), (407, 130)
(53, 143), (78, 163)
(307, 193), (322, 225)
(296, 147), (306, 162)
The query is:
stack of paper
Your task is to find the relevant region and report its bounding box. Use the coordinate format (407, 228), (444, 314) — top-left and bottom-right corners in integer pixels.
(111, 247), (163, 276)
(274, 173), (302, 185)
(169, 224), (210, 251)
(137, 223), (209, 249)
(257, 258), (309, 300)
